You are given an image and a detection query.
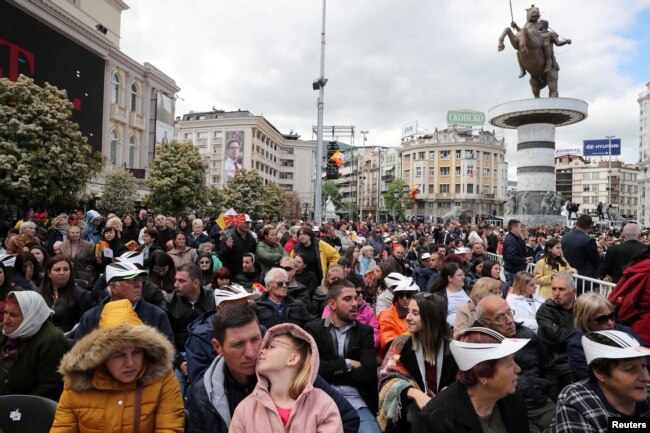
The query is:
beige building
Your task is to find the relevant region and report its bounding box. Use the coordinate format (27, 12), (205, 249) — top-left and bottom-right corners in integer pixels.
(11, 0), (180, 202)
(637, 82), (650, 226)
(176, 110), (316, 205)
(400, 127), (508, 220)
(555, 154), (639, 219)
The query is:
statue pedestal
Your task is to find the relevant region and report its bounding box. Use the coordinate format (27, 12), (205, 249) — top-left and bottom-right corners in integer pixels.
(488, 98), (588, 224)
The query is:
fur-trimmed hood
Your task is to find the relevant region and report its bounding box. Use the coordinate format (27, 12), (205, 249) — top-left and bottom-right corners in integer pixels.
(59, 324), (175, 391)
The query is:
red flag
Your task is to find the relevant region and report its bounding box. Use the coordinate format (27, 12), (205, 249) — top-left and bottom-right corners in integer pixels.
(223, 213), (246, 227)
(408, 185), (420, 199)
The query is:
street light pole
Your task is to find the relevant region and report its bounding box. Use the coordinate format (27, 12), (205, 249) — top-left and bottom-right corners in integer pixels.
(359, 130), (368, 221)
(313, 0), (327, 224)
(605, 135), (615, 207)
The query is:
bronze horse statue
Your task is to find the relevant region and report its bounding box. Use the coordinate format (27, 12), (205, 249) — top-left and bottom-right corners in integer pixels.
(498, 5), (568, 98)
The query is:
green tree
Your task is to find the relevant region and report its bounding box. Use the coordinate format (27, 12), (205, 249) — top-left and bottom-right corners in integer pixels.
(101, 167), (137, 216)
(322, 181), (341, 206)
(222, 169), (264, 218)
(144, 140), (207, 218)
(0, 75), (102, 209)
(383, 179), (414, 220)
(199, 185), (225, 216)
(260, 182), (286, 220)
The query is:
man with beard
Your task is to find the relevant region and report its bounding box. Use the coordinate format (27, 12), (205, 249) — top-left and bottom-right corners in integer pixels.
(306, 280), (380, 433)
(477, 295), (556, 433)
(378, 277), (419, 351)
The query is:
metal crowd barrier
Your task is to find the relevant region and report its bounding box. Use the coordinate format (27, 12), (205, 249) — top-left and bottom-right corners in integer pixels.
(487, 254), (616, 297)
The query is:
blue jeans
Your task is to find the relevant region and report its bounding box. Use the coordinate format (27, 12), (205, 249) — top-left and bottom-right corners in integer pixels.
(174, 351), (187, 399)
(358, 407), (381, 433)
(504, 270), (516, 292)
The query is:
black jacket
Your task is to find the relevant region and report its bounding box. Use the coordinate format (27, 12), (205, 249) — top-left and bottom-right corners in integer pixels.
(536, 298), (575, 360)
(597, 239), (648, 283)
(250, 293), (311, 329)
(503, 232), (527, 273)
(561, 229), (600, 278)
(412, 381), (530, 433)
(305, 318), (378, 412)
(166, 287), (216, 355)
(512, 324), (557, 407)
(217, 228), (257, 276)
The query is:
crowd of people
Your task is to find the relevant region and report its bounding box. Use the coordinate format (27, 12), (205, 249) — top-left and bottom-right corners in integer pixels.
(0, 209), (648, 433)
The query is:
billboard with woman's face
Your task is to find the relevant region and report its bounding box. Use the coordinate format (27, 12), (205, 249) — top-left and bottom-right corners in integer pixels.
(224, 131), (244, 181)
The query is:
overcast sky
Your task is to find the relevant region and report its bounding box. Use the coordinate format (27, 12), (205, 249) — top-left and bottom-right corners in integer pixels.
(120, 0), (650, 178)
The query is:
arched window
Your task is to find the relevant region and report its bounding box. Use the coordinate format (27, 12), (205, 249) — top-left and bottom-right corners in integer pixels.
(109, 130), (118, 165)
(111, 73), (120, 104)
(128, 135), (137, 167)
(130, 82), (138, 112)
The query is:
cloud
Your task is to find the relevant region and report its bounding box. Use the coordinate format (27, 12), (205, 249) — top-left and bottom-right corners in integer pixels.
(120, 0), (650, 179)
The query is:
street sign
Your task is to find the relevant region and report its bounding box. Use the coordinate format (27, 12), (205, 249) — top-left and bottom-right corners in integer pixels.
(447, 110), (485, 126)
(583, 139), (621, 156)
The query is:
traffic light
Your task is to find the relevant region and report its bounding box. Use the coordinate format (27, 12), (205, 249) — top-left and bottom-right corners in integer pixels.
(326, 141), (339, 179)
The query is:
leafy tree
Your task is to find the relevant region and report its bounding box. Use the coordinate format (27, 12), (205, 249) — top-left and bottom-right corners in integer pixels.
(322, 181), (341, 206)
(101, 167), (137, 216)
(222, 169), (264, 218)
(260, 182), (286, 220)
(144, 140), (207, 218)
(0, 75), (102, 209)
(199, 185), (225, 217)
(284, 191), (302, 220)
(383, 179), (414, 221)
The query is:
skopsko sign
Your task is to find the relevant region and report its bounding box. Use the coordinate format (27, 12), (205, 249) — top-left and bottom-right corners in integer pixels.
(447, 110), (485, 127)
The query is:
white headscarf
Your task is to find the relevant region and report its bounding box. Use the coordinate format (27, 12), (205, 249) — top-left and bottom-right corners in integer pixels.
(3, 291), (54, 339)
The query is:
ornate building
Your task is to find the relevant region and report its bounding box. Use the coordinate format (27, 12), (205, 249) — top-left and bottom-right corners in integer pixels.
(636, 82), (650, 226)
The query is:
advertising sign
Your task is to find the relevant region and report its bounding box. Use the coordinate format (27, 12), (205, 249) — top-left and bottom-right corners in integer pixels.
(555, 148), (582, 156)
(447, 110), (485, 126)
(583, 139), (621, 157)
(155, 92), (175, 146)
(401, 121), (418, 138)
(224, 130), (244, 181)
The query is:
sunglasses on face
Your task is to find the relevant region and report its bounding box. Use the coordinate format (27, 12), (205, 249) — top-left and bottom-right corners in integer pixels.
(396, 292), (413, 299)
(593, 312), (615, 325)
(281, 266), (295, 272)
(274, 281), (289, 287)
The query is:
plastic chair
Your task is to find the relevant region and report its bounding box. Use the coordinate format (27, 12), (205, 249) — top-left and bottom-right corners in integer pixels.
(0, 394), (58, 433)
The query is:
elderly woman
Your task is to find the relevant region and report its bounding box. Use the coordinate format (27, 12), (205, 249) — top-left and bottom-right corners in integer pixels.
(358, 245), (376, 276)
(567, 292), (641, 382)
(551, 330), (650, 431)
(412, 327), (531, 433)
(38, 255), (93, 333)
(0, 291), (68, 400)
(453, 277), (503, 338)
(187, 219), (210, 249)
(506, 271), (545, 332)
(61, 223), (96, 285)
(50, 299), (185, 433)
(6, 221), (41, 254)
(378, 293), (458, 432)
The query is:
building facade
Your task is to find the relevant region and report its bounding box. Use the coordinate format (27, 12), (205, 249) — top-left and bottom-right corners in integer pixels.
(400, 127), (508, 220)
(637, 82), (650, 226)
(2, 0), (180, 202)
(555, 154), (639, 219)
(176, 110), (316, 205)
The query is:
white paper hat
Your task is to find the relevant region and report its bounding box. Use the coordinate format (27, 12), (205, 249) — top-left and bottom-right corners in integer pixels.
(582, 330), (650, 365)
(450, 327), (530, 371)
(393, 277), (420, 293)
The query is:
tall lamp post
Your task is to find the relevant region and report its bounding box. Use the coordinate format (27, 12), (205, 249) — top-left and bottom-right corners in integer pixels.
(313, 0), (328, 224)
(605, 135), (615, 207)
(359, 130), (368, 221)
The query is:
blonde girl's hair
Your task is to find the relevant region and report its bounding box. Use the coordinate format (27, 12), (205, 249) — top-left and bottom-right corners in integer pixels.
(281, 332), (313, 400)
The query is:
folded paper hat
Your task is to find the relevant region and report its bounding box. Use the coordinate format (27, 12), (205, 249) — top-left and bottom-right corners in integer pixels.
(450, 326), (530, 371)
(582, 330), (650, 365)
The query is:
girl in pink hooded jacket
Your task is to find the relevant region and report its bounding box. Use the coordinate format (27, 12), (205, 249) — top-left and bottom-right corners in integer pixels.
(229, 323), (344, 433)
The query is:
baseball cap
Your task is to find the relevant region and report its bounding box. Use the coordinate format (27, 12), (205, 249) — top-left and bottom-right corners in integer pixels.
(450, 327), (530, 371)
(106, 262), (148, 284)
(243, 214), (252, 223)
(117, 251), (144, 267)
(214, 284), (259, 306)
(0, 254), (16, 268)
(420, 252), (431, 261)
(393, 277), (420, 293)
(582, 330), (650, 365)
(454, 247), (470, 255)
(384, 272), (405, 289)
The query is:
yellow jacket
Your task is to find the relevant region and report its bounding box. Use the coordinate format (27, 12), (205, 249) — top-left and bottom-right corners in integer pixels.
(534, 258), (577, 299)
(50, 301), (184, 433)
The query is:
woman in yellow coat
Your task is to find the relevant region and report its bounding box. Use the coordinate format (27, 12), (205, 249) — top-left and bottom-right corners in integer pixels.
(534, 238), (577, 299)
(50, 299), (184, 433)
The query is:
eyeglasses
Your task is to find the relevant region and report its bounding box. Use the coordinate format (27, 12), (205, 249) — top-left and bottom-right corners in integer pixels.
(593, 312), (615, 325)
(396, 292), (413, 298)
(485, 309), (515, 324)
(274, 281), (289, 287)
(199, 261), (211, 265)
(281, 266), (294, 272)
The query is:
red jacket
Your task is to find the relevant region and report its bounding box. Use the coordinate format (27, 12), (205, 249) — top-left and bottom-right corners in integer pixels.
(608, 258), (650, 345)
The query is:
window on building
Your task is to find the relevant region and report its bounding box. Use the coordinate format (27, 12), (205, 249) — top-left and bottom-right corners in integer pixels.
(440, 184), (449, 193)
(455, 184), (461, 193)
(404, 170), (410, 178)
(467, 184), (474, 194)
(128, 135), (136, 167)
(483, 185), (489, 194)
(213, 131), (222, 138)
(483, 152), (489, 161)
(429, 184), (435, 194)
(197, 132), (208, 139)
(455, 150), (461, 159)
(404, 154), (411, 164)
(109, 130), (118, 165)
(440, 167), (450, 176)
(415, 167), (422, 177)
(184, 133), (193, 140)
(429, 151), (435, 159)
(440, 150), (450, 160)
(198, 115), (206, 120)
(111, 73), (120, 104)
(429, 167), (436, 177)
(418, 152), (425, 160)
(483, 168), (489, 177)
(464, 150), (475, 159)
(455, 167), (461, 176)
(130, 83), (138, 112)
